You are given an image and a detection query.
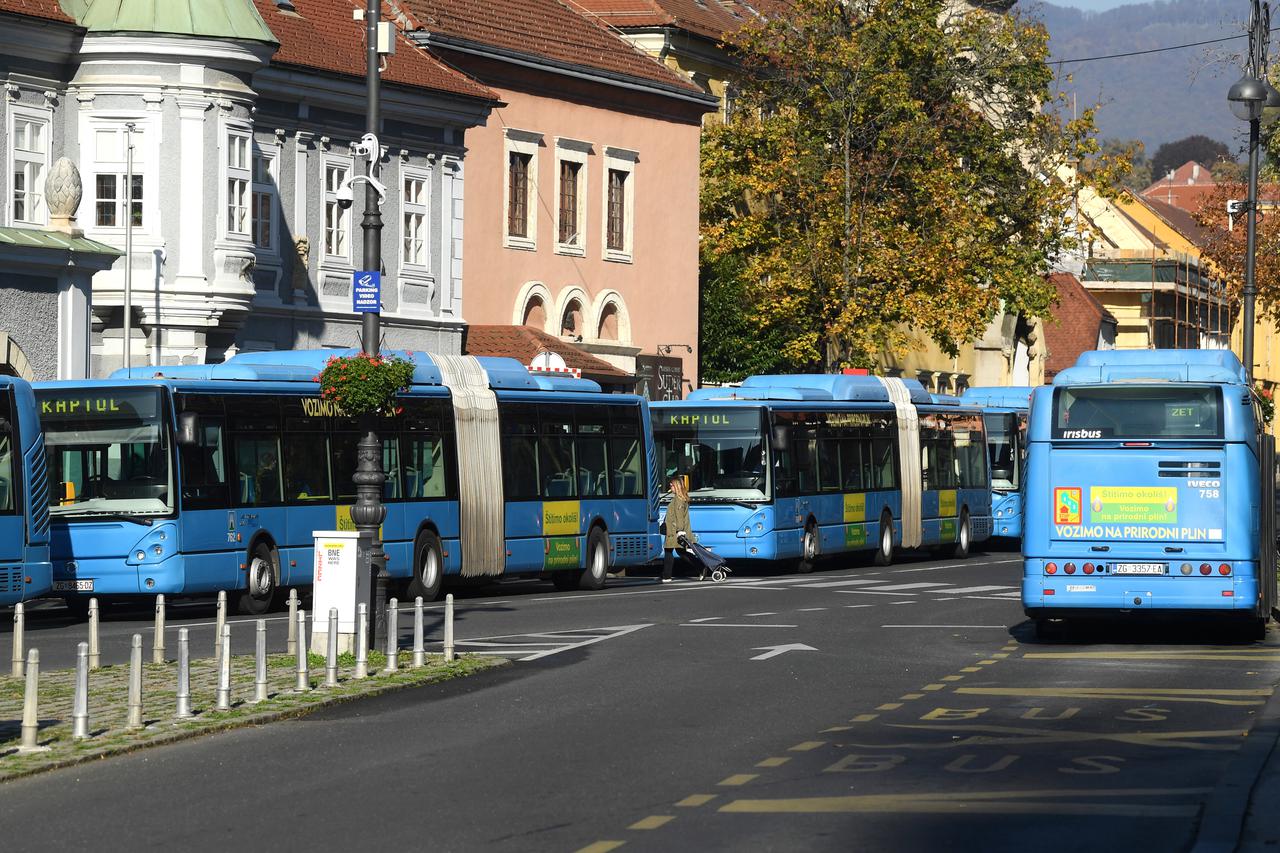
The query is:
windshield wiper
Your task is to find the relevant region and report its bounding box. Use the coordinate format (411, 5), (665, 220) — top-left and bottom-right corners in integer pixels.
(53, 510), (157, 526)
(690, 496), (764, 509)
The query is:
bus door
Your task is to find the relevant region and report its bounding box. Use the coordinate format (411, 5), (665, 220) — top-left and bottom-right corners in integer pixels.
(174, 395), (240, 592)
(0, 381), (24, 565)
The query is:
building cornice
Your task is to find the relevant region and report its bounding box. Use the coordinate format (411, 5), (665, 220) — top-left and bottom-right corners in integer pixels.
(75, 33), (276, 73)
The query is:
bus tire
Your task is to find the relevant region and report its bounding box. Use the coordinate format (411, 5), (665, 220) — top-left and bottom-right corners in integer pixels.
(407, 531), (444, 602)
(579, 527), (609, 591)
(873, 513), (894, 567)
(552, 571), (581, 591)
(238, 543), (278, 616)
(947, 510), (971, 558)
(797, 523), (819, 574)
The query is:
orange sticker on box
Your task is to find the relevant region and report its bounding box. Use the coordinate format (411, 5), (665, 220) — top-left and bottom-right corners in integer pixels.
(1054, 487), (1082, 525)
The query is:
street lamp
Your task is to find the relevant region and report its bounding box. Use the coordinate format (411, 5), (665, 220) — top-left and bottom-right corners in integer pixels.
(1228, 0), (1280, 383)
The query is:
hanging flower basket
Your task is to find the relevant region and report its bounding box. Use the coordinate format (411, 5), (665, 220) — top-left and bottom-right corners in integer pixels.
(1257, 383), (1275, 426)
(315, 353), (415, 417)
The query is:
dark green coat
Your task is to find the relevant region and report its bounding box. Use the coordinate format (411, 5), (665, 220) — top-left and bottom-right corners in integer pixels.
(664, 494), (692, 548)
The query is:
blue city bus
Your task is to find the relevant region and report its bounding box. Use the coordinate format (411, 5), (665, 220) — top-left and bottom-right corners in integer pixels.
(961, 386), (1032, 538)
(0, 376), (51, 605)
(1022, 349), (1276, 638)
(651, 375), (992, 570)
(36, 350), (660, 614)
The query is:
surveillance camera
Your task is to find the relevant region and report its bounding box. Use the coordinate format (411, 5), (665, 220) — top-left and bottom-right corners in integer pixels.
(336, 182), (354, 210)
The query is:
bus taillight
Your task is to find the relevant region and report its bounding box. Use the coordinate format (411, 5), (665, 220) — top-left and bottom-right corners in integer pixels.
(1083, 563), (1095, 574)
(1064, 562), (1076, 574)
(1045, 562), (1057, 575)
(1219, 564), (1231, 576)
(1200, 564), (1212, 575)
(1180, 563), (1192, 575)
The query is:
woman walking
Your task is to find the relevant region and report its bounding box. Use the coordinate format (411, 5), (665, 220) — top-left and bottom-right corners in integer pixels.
(662, 474), (695, 582)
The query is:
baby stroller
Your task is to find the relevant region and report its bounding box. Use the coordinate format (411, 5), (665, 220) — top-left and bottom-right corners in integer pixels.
(677, 533), (731, 583)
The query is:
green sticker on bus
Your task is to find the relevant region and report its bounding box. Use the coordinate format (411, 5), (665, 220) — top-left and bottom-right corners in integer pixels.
(940, 519), (957, 541)
(844, 524), (867, 548)
(545, 537), (581, 569)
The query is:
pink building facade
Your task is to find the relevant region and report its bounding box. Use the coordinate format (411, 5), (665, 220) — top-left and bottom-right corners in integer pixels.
(399, 0), (714, 392)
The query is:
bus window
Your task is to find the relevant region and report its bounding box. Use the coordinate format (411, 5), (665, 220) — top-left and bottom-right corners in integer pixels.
(540, 415), (577, 498)
(871, 436), (896, 490)
(500, 404), (540, 501)
(609, 410), (644, 498)
(235, 438), (281, 506)
(178, 417), (229, 510)
(284, 431), (331, 502)
(576, 410), (609, 497)
(841, 439), (868, 492)
(0, 434), (13, 513)
(816, 431), (841, 492)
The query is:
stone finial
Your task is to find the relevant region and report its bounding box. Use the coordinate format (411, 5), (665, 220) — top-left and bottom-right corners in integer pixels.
(47, 157), (84, 236)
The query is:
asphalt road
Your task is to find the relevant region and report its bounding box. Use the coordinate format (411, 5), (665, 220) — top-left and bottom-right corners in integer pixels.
(2, 544), (1278, 852)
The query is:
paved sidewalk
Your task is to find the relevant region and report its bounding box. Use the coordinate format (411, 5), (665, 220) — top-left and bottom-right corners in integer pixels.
(0, 651), (504, 782)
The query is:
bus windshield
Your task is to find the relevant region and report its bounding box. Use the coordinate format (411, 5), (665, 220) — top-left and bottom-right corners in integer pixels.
(653, 408), (769, 503)
(38, 387), (173, 518)
(983, 412), (1022, 493)
(1053, 386), (1223, 440)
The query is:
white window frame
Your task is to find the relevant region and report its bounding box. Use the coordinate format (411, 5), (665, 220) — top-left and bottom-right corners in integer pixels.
(400, 167), (430, 270)
(85, 118), (154, 235)
(554, 137), (590, 257)
(503, 128), (542, 251)
(602, 146), (637, 263)
(322, 154), (354, 263)
(8, 104), (51, 227)
(223, 128), (252, 239)
(251, 141), (280, 256)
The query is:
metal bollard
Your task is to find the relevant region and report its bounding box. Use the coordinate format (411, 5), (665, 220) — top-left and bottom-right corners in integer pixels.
(152, 594), (166, 664)
(88, 598), (100, 669)
(72, 642), (89, 739)
(286, 588), (299, 657)
(384, 597), (399, 673)
(215, 623), (231, 710)
(444, 593), (455, 662)
(325, 608), (339, 687)
(412, 596), (425, 668)
(294, 609), (309, 692)
(253, 619), (268, 703)
(18, 648), (45, 752)
(175, 628), (192, 719)
(127, 634), (143, 729)
(11, 602), (23, 678)
(354, 603), (368, 679)
(214, 590), (227, 661)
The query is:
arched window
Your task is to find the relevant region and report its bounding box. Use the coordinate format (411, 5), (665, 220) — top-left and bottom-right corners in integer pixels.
(561, 300), (584, 337)
(522, 295), (546, 329)
(597, 302), (619, 341)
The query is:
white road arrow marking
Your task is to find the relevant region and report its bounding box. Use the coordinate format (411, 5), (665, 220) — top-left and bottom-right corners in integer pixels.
(750, 643), (818, 661)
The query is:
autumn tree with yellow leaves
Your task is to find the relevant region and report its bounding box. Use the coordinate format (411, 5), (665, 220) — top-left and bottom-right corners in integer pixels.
(700, 0), (1120, 379)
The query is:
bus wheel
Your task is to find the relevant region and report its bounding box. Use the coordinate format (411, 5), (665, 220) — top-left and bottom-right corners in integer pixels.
(948, 510), (971, 558)
(579, 527), (609, 591)
(238, 543), (277, 615)
(552, 571), (581, 591)
(873, 513), (894, 567)
(407, 531), (444, 602)
(798, 523), (818, 574)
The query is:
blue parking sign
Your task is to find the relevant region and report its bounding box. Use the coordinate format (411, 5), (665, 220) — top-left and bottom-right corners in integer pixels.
(353, 270), (381, 313)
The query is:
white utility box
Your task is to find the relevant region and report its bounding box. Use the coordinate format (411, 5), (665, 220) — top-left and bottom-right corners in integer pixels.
(310, 530), (372, 655)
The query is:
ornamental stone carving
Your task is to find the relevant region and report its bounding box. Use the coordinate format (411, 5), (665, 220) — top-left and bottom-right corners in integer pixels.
(47, 157), (84, 235)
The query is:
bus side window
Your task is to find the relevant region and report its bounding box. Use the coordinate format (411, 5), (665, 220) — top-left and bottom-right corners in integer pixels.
(178, 417), (229, 510)
(540, 416), (577, 498)
(500, 403), (540, 501)
(576, 409), (609, 497)
(234, 438), (281, 507)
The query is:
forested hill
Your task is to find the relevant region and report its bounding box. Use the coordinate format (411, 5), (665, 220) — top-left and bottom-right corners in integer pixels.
(1018, 0), (1248, 154)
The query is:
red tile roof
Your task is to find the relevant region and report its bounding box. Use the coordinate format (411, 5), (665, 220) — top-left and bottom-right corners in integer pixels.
(464, 325), (634, 379)
(254, 0), (495, 100)
(1043, 272), (1116, 378)
(394, 0), (703, 93)
(0, 0), (73, 23)
(572, 0), (750, 42)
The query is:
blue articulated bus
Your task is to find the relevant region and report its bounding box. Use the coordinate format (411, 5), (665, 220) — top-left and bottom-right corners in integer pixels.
(651, 375), (992, 571)
(36, 350), (661, 614)
(1022, 349), (1276, 638)
(0, 376), (51, 605)
(961, 386), (1032, 538)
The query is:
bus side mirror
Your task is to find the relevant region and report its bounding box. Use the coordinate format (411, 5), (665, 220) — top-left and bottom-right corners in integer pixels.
(771, 424), (790, 453)
(176, 412), (199, 446)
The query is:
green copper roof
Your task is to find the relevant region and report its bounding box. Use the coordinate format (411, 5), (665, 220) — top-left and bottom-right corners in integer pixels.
(0, 226), (121, 257)
(60, 0), (278, 44)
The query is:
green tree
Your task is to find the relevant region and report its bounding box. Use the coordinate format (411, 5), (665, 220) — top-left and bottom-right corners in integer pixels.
(700, 0), (1116, 376)
(1149, 135), (1231, 185)
(1094, 138), (1150, 191)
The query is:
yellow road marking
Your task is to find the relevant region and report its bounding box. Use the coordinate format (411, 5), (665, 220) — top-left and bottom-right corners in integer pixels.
(941, 675), (964, 682)
(991, 653), (1010, 658)
(851, 714), (878, 722)
(676, 794), (716, 807)
(575, 842), (625, 853)
(960, 667), (981, 672)
(922, 684), (946, 691)
(855, 723), (1246, 751)
(900, 693), (925, 700)
(1001, 645), (1018, 651)
(956, 686), (1270, 706)
(758, 757), (791, 767)
(978, 659), (998, 665)
(877, 703), (904, 711)
(629, 816), (674, 830)
(823, 726), (853, 733)
(719, 774), (758, 786)
(790, 741), (826, 751)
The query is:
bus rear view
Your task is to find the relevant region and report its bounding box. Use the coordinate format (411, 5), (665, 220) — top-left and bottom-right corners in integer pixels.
(1023, 350), (1275, 639)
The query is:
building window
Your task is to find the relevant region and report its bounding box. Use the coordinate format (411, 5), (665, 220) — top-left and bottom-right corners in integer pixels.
(402, 172), (428, 268)
(602, 147), (637, 262)
(508, 152), (531, 238)
(95, 173), (143, 228)
(324, 160), (352, 260)
(91, 124), (146, 230)
(226, 133), (251, 237)
(11, 114), (49, 226)
(558, 161), (581, 246)
(251, 147), (278, 251)
(554, 138), (590, 256)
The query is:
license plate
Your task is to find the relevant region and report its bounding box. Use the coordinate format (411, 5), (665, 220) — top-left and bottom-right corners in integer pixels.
(53, 579), (94, 592)
(1110, 563), (1166, 575)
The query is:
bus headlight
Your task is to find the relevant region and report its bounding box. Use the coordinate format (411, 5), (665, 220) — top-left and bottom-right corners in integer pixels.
(135, 550), (146, 561)
(152, 545), (164, 557)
